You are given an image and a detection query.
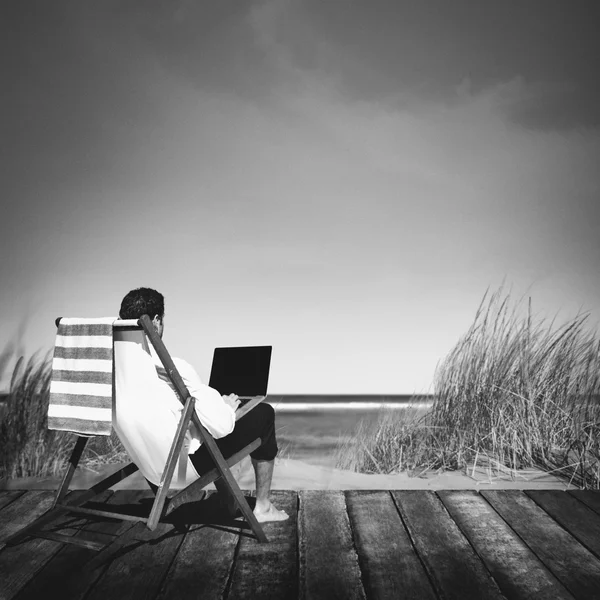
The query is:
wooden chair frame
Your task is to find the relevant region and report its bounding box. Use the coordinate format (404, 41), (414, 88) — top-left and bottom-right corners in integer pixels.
(4, 314), (268, 551)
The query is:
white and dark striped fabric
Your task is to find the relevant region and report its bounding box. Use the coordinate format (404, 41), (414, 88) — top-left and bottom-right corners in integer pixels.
(48, 317), (116, 436)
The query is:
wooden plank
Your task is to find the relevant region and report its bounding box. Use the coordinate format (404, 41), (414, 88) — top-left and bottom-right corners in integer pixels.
(228, 491), (298, 600)
(155, 490), (240, 600)
(569, 490), (600, 517)
(84, 490), (186, 600)
(346, 490), (436, 600)
(483, 490), (600, 600)
(14, 491), (145, 600)
(527, 490), (600, 560)
(298, 490), (365, 600)
(0, 491), (96, 600)
(392, 490), (504, 600)
(0, 491), (25, 511)
(0, 491), (55, 550)
(439, 490), (574, 600)
(0, 531), (67, 599)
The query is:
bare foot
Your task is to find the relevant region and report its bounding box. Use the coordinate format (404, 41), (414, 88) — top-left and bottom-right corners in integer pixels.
(254, 501), (289, 523)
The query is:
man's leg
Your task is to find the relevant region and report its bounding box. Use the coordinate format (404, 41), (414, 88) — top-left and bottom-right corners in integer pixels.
(252, 458), (288, 522)
(190, 403), (288, 522)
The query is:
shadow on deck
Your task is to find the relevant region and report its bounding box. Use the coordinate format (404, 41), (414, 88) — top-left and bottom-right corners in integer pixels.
(1, 488), (600, 599)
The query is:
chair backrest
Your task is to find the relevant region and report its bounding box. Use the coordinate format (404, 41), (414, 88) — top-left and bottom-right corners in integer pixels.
(112, 320), (199, 488)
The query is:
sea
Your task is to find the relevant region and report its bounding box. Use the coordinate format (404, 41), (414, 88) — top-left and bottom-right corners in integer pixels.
(267, 394), (433, 468)
(0, 393), (434, 470)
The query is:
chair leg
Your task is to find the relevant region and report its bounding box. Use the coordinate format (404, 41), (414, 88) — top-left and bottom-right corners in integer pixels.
(146, 396), (196, 530)
(58, 462), (140, 508)
(166, 439), (266, 541)
(53, 435), (89, 508)
(4, 462), (140, 547)
(5, 436), (89, 546)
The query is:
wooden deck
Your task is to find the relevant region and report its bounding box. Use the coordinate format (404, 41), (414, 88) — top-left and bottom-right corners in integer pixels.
(1, 488), (600, 599)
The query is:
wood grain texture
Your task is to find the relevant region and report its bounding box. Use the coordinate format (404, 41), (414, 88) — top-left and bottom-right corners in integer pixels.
(346, 490), (436, 600)
(4, 489), (600, 600)
(0, 491), (24, 512)
(298, 490), (365, 600)
(0, 491), (55, 550)
(0, 533), (67, 599)
(569, 490), (600, 517)
(13, 491), (144, 600)
(228, 490), (298, 600)
(393, 490), (504, 600)
(0, 491), (92, 600)
(156, 491), (240, 600)
(527, 490), (600, 560)
(439, 490), (573, 600)
(483, 490), (600, 600)
(84, 491), (186, 600)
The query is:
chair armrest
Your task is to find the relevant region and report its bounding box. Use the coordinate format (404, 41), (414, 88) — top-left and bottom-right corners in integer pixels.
(235, 396), (266, 421)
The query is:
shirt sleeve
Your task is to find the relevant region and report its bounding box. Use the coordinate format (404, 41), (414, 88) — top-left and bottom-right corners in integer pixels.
(172, 357), (236, 440)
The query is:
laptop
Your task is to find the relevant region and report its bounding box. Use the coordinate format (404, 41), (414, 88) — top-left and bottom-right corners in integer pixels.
(208, 346), (272, 404)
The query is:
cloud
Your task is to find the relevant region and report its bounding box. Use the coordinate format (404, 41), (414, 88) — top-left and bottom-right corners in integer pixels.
(236, 14), (600, 293)
(104, 1), (278, 102)
(504, 81), (600, 132)
(248, 0), (600, 132)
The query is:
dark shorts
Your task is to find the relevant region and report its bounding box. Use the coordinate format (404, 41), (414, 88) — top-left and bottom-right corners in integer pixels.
(189, 402), (278, 475)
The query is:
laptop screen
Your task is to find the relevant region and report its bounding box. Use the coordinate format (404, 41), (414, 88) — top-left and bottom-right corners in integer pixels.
(208, 346), (272, 396)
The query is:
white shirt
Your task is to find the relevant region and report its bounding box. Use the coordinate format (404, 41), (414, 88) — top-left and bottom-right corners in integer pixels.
(149, 347), (236, 453)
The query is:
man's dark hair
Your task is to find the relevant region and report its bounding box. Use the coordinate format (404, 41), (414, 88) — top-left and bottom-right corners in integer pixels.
(119, 287), (165, 320)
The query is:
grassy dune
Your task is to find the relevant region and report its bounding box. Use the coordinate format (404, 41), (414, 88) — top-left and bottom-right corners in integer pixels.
(0, 353), (126, 480)
(336, 287), (600, 489)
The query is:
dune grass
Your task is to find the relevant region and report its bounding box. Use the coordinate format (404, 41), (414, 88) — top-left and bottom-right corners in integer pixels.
(336, 287), (600, 489)
(334, 407), (434, 476)
(0, 352), (127, 480)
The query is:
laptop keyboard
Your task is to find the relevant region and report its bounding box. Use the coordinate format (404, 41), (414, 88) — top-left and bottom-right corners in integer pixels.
(238, 395), (265, 404)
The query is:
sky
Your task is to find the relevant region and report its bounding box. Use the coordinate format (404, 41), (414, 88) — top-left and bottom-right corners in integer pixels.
(1, 0), (599, 394)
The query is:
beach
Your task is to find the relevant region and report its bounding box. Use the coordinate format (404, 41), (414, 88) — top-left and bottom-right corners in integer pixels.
(1, 454), (576, 493)
(0, 396), (581, 492)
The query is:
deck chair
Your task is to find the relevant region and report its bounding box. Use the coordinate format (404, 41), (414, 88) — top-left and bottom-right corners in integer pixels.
(4, 314), (268, 550)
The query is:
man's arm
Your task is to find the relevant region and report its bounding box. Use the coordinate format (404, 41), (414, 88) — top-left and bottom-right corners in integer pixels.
(173, 357), (236, 439)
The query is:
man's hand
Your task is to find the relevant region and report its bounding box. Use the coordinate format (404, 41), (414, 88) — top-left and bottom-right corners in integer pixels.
(222, 393), (241, 411)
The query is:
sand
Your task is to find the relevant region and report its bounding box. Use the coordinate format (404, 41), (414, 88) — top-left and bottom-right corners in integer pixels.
(0, 456), (578, 492)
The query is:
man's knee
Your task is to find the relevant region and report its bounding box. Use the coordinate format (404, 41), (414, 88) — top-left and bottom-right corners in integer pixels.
(254, 402), (275, 424)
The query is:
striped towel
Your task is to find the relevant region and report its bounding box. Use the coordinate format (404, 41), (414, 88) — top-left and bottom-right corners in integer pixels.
(48, 317), (116, 436)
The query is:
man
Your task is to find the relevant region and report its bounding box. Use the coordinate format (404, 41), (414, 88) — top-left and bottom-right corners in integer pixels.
(118, 287), (288, 523)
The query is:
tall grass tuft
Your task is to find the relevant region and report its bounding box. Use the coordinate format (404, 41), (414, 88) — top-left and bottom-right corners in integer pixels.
(0, 351), (127, 480)
(432, 286), (600, 487)
(0, 352), (72, 478)
(334, 407), (433, 476)
(338, 287), (600, 488)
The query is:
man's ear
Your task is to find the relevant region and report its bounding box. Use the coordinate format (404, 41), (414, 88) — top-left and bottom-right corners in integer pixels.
(152, 314), (161, 329)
